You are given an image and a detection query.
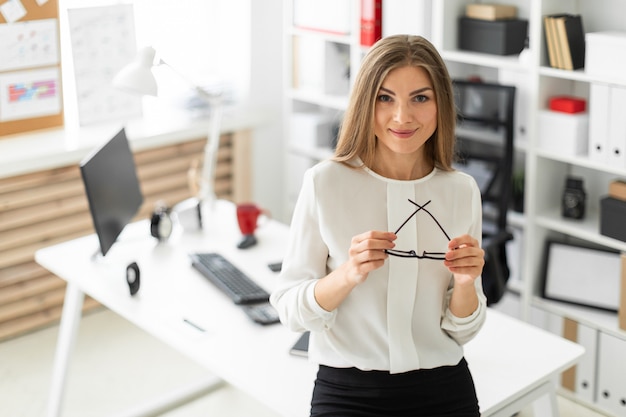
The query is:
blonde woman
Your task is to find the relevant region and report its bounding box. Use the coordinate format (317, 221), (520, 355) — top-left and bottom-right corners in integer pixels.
(271, 35), (487, 416)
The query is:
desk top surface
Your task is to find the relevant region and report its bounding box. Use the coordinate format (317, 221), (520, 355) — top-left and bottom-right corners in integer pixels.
(35, 201), (584, 417)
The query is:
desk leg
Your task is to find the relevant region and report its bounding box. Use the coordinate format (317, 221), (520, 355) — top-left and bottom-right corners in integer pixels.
(486, 381), (559, 417)
(46, 282), (85, 417)
(532, 385), (559, 416)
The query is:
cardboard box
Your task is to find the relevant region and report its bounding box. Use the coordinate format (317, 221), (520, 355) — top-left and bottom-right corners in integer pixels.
(600, 197), (626, 242)
(609, 180), (626, 201)
(538, 110), (589, 156)
(618, 254), (626, 330)
(585, 31), (626, 79)
(466, 4), (517, 21)
(458, 17), (528, 55)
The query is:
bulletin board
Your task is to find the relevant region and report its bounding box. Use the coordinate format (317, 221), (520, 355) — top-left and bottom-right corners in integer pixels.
(0, 0), (63, 137)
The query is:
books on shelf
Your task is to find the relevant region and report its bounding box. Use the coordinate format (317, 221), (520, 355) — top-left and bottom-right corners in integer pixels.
(466, 4), (517, 21)
(543, 14), (585, 70)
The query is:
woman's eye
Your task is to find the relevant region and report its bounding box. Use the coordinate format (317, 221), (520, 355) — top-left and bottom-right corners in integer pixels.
(414, 95), (429, 103)
(377, 94), (393, 103)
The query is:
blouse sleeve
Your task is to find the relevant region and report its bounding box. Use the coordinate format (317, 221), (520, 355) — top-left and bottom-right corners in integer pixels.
(441, 177), (487, 344)
(269, 168), (336, 333)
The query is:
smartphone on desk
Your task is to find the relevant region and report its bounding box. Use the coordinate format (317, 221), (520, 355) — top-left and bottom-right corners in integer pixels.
(267, 261), (282, 272)
(289, 331), (309, 357)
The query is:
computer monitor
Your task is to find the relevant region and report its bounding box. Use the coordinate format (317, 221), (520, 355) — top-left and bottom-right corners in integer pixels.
(80, 128), (144, 256)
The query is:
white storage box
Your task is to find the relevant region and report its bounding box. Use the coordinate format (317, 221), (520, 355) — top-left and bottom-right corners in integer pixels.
(292, 36), (350, 96)
(585, 31), (626, 80)
(538, 110), (589, 156)
(290, 112), (335, 150)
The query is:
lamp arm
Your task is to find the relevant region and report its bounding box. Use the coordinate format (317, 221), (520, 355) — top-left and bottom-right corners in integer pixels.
(159, 58), (222, 101)
(199, 94), (223, 206)
(156, 58), (224, 207)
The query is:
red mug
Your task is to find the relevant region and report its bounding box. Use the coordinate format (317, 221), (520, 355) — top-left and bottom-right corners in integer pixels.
(236, 203), (269, 248)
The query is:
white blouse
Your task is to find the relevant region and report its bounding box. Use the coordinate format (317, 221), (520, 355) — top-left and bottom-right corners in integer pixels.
(270, 159), (487, 374)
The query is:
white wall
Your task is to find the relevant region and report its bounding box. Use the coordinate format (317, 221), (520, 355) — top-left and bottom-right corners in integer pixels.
(248, 0), (285, 220)
(58, 0), (285, 219)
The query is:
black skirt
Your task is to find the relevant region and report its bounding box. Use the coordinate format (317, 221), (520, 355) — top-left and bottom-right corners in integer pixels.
(310, 357), (480, 417)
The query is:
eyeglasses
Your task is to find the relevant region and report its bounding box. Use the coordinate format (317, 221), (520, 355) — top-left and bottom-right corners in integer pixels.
(384, 199), (451, 260)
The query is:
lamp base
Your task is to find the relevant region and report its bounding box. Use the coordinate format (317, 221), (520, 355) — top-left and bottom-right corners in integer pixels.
(172, 197), (203, 231)
(237, 234), (257, 249)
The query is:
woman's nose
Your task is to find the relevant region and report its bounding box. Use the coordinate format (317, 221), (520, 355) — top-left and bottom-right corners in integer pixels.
(393, 102), (412, 123)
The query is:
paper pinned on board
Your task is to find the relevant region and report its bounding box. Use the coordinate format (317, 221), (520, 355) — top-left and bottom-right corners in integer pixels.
(0, 67), (61, 122)
(1, 0), (27, 23)
(0, 18), (59, 72)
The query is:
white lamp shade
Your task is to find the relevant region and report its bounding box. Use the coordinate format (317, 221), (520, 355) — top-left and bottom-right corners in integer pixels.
(112, 46), (158, 96)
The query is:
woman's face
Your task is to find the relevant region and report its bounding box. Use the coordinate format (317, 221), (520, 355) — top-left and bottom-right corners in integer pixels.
(373, 65), (437, 158)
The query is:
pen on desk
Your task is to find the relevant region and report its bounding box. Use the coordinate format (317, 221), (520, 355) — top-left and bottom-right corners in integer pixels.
(183, 318), (205, 332)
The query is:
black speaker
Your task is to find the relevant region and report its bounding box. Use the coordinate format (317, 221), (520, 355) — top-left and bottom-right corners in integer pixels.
(126, 262), (140, 296)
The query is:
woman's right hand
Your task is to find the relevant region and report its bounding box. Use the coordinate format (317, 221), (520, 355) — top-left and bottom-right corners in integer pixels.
(345, 230), (396, 284)
(314, 231), (396, 312)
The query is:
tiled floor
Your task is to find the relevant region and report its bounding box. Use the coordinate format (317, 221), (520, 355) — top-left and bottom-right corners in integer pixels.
(0, 307), (609, 417)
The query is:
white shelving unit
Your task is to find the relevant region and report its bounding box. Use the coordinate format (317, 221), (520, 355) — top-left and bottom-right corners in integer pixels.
(283, 1), (626, 414)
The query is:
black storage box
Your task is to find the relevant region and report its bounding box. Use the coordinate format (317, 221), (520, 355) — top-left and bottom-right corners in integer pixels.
(458, 17), (528, 55)
(600, 197), (626, 242)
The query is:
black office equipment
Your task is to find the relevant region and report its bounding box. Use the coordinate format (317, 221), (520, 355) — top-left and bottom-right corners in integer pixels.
(267, 261), (283, 272)
(453, 80), (517, 305)
(459, 17), (528, 55)
(242, 303), (280, 325)
(126, 262), (140, 296)
(80, 128), (144, 257)
(189, 252), (271, 304)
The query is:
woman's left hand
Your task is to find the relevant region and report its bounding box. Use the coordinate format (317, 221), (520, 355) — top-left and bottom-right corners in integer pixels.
(443, 234), (485, 284)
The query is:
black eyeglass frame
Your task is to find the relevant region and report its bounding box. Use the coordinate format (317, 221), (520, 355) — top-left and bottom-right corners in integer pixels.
(384, 199), (451, 260)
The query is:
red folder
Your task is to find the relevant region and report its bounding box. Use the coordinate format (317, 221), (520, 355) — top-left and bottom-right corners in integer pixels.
(360, 0), (382, 47)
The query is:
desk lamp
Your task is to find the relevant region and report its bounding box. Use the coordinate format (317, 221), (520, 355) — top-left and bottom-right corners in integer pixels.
(113, 46), (223, 227)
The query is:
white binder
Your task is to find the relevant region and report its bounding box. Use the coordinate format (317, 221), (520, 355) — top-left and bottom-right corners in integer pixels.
(588, 82), (610, 164)
(608, 85), (626, 169)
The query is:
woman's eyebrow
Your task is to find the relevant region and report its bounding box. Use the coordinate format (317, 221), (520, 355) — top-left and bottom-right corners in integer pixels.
(379, 86), (433, 96)
(410, 87), (433, 95)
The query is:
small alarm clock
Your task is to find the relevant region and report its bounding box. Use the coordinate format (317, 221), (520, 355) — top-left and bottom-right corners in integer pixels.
(150, 203), (174, 241)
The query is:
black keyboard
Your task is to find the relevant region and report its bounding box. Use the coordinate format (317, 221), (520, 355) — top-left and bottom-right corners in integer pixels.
(189, 252), (270, 305)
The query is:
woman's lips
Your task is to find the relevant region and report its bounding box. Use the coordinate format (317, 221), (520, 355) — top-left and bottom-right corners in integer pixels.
(389, 128), (416, 139)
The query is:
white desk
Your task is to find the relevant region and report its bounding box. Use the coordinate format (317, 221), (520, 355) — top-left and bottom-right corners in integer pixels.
(37, 201), (584, 417)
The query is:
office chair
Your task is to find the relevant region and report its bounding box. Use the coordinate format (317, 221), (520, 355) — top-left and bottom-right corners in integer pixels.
(452, 80), (517, 305)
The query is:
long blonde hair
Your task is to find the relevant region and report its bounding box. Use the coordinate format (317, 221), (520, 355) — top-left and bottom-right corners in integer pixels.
(333, 35), (456, 171)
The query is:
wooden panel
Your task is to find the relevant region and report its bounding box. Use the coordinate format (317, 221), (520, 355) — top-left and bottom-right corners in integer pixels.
(561, 317), (578, 390)
(0, 132), (249, 342)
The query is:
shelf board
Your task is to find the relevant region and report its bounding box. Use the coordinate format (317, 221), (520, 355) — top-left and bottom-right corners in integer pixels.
(535, 207), (626, 252)
(288, 27), (353, 45)
(532, 296), (626, 341)
(535, 149), (626, 177)
(288, 89), (348, 110)
(539, 66), (626, 87)
(441, 49), (528, 71)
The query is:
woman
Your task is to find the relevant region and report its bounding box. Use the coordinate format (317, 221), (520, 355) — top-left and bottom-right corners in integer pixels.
(270, 35), (487, 417)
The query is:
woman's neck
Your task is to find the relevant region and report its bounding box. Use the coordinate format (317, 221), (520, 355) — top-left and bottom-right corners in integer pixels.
(371, 151), (433, 180)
